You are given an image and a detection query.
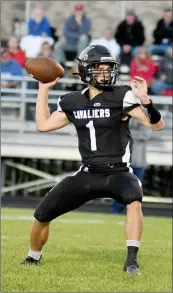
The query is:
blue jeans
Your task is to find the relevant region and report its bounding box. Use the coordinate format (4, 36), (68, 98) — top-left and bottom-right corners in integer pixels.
(112, 168), (144, 213)
(132, 167), (145, 182)
(150, 80), (172, 95)
(149, 44), (170, 56)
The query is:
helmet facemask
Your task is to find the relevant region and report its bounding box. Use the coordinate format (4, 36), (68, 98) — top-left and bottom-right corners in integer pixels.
(77, 60), (119, 90)
(87, 62), (118, 90)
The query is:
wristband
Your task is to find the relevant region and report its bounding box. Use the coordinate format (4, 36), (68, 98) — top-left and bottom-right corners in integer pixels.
(142, 99), (161, 124)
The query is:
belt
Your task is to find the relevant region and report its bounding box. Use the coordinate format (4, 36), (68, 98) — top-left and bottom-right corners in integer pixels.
(85, 162), (127, 168)
(82, 162), (128, 173)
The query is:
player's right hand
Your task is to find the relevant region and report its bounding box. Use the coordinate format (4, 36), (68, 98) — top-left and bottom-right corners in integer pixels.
(39, 77), (60, 89)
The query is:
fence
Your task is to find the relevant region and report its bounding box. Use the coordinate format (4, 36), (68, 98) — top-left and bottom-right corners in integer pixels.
(1, 74), (172, 125)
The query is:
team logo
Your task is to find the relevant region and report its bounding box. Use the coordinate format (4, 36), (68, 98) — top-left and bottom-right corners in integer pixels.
(80, 46), (95, 61)
(82, 54), (88, 60)
(93, 103), (101, 107)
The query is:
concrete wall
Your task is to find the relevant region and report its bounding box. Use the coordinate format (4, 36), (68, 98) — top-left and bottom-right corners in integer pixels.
(1, 1), (172, 44)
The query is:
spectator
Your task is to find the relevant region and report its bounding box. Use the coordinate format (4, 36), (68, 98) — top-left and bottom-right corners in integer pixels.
(149, 8), (173, 56)
(20, 8), (54, 58)
(130, 47), (157, 93)
(20, 35), (54, 59)
(1, 49), (23, 89)
(115, 10), (145, 58)
(37, 42), (54, 58)
(55, 3), (91, 66)
(151, 45), (173, 95)
(89, 28), (121, 58)
(112, 118), (151, 214)
(28, 8), (52, 37)
(7, 37), (26, 68)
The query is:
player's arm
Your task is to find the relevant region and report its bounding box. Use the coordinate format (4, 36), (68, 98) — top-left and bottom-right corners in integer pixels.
(127, 76), (165, 131)
(36, 78), (70, 132)
(128, 105), (165, 131)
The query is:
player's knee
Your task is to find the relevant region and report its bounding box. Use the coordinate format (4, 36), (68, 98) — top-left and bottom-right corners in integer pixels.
(33, 217), (50, 227)
(127, 200), (142, 211)
(34, 208), (52, 223)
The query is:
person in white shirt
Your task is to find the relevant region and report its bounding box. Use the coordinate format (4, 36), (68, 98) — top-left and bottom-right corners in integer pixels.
(89, 28), (121, 58)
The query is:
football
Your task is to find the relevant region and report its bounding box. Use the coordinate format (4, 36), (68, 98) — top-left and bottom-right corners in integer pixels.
(25, 57), (65, 83)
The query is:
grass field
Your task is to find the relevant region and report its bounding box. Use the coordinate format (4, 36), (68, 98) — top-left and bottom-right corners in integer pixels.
(1, 207), (172, 292)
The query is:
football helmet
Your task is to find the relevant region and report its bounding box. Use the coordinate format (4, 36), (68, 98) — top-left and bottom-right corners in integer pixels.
(77, 45), (119, 89)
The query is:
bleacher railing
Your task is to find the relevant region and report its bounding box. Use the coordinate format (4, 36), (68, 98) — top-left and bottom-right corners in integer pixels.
(1, 75), (172, 121)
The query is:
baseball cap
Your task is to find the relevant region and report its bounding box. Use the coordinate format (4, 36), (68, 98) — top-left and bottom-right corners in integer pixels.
(126, 9), (135, 16)
(74, 3), (84, 10)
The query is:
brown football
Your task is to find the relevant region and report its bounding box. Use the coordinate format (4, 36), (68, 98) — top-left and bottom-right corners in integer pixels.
(25, 57), (65, 83)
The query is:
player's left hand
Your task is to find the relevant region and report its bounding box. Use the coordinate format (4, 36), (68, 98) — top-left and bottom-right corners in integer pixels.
(131, 76), (150, 104)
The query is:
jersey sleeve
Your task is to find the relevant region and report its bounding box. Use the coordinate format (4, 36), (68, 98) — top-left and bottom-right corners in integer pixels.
(123, 90), (141, 108)
(56, 93), (74, 122)
(57, 92), (77, 112)
(57, 96), (64, 112)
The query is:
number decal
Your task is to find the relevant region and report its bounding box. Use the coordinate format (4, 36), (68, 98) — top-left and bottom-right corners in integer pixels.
(86, 120), (97, 151)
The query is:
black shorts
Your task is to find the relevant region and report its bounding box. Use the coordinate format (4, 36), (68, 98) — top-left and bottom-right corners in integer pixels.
(34, 163), (143, 222)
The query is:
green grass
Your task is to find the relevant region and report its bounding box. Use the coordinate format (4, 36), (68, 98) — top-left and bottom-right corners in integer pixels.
(1, 207), (172, 292)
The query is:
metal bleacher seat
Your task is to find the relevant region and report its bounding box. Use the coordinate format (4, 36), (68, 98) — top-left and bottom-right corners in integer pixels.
(118, 64), (130, 82)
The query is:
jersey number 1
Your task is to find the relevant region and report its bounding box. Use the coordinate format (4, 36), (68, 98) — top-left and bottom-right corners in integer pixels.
(86, 120), (97, 151)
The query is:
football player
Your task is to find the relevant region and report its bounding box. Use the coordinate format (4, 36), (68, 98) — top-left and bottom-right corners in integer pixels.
(21, 45), (165, 275)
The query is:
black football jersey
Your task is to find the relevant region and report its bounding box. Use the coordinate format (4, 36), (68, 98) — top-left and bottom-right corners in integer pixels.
(57, 85), (141, 164)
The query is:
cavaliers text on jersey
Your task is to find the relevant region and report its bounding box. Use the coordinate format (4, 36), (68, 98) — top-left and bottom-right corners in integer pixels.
(57, 85), (141, 165)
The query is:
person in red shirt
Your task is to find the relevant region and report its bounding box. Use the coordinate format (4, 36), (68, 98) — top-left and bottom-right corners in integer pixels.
(130, 47), (157, 91)
(7, 37), (26, 68)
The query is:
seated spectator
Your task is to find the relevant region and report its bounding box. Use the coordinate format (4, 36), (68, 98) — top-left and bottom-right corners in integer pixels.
(7, 37), (26, 68)
(20, 35), (54, 58)
(37, 41), (54, 58)
(130, 47), (157, 93)
(20, 8), (54, 58)
(89, 28), (121, 58)
(115, 10), (145, 59)
(151, 45), (173, 95)
(55, 3), (91, 66)
(149, 8), (173, 56)
(1, 49), (23, 89)
(28, 8), (52, 37)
